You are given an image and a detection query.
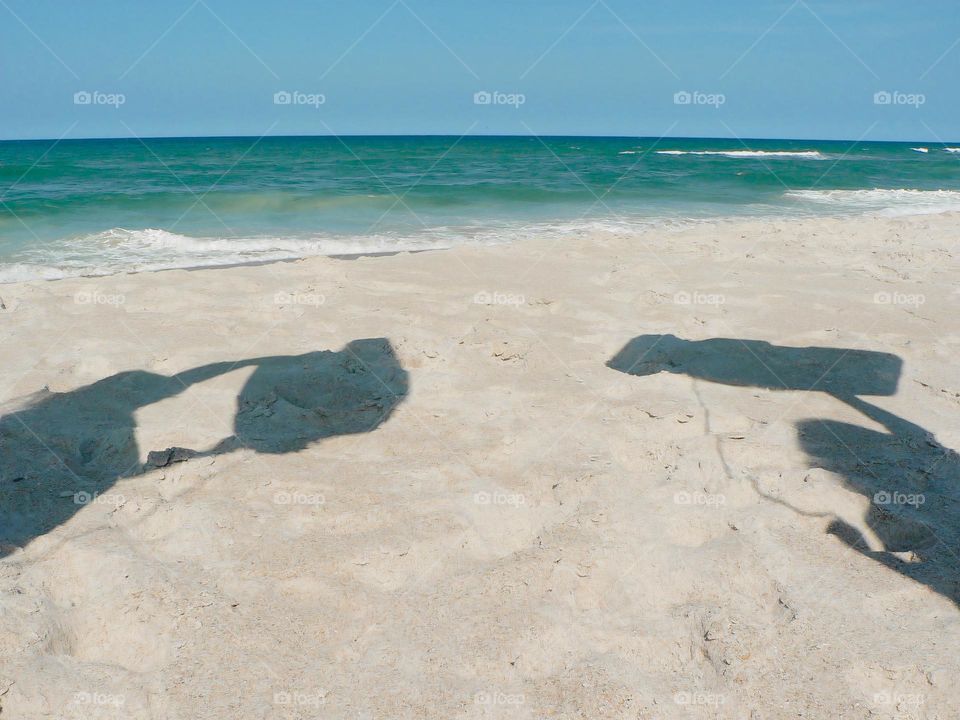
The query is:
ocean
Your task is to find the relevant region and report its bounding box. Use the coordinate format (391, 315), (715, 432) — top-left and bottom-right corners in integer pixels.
(1, 135), (959, 283)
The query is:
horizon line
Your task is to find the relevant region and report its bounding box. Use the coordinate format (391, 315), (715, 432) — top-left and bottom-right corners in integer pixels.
(2, 132), (958, 145)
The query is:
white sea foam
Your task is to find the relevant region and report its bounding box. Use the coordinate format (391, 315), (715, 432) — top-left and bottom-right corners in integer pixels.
(0, 219), (691, 283)
(785, 189), (960, 216)
(657, 150), (826, 159)
(0, 263), (75, 284)
(911, 147), (929, 153)
(946, 147), (960, 153)
(0, 228), (457, 284)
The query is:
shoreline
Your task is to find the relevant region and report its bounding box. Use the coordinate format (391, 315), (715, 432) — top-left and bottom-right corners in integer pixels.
(4, 209), (960, 288)
(0, 247), (449, 286)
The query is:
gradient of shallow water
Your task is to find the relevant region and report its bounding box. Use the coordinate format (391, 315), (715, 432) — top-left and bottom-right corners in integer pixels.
(2, 135), (960, 281)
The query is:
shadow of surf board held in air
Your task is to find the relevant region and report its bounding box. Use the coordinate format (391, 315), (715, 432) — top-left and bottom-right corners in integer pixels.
(608, 334), (960, 606)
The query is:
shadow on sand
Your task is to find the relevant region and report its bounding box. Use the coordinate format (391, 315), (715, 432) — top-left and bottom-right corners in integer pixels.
(608, 334), (960, 606)
(0, 338), (407, 557)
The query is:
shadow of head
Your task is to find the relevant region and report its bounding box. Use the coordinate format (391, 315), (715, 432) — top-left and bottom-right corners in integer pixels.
(607, 334), (901, 397)
(232, 338), (408, 454)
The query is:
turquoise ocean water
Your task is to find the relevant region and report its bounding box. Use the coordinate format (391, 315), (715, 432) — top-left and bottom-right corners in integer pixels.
(1, 136), (959, 282)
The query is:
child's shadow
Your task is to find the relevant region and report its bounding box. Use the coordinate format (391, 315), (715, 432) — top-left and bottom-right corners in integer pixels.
(608, 334), (960, 606)
(0, 338), (407, 557)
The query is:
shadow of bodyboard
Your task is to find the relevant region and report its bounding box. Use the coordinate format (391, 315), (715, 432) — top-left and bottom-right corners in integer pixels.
(607, 334), (901, 397)
(230, 338), (408, 454)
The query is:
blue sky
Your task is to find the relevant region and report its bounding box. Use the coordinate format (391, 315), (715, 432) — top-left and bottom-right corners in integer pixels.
(1, 0), (958, 141)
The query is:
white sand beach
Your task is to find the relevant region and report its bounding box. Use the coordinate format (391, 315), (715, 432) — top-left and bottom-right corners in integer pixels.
(1, 214), (958, 718)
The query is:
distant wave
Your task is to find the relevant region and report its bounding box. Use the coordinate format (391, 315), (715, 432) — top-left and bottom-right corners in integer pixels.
(946, 147), (960, 153)
(785, 189), (960, 216)
(911, 147), (929, 153)
(657, 150), (826, 159)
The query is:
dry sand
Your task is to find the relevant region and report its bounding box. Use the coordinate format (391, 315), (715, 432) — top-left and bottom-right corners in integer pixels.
(1, 214), (958, 719)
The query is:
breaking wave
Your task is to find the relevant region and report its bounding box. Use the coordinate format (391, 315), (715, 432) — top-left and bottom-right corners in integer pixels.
(784, 189), (960, 216)
(657, 150), (827, 159)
